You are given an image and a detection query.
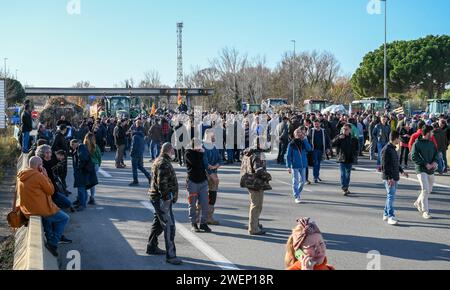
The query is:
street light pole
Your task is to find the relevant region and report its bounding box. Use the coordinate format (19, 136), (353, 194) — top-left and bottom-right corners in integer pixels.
(291, 40), (296, 106)
(383, 0), (387, 100)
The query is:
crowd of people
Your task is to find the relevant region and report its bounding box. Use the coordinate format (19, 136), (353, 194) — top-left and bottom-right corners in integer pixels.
(15, 101), (450, 268)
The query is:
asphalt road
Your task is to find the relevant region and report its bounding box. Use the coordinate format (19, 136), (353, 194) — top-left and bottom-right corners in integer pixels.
(59, 150), (450, 270)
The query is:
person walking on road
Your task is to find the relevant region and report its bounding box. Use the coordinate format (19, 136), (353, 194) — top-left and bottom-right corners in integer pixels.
(411, 126), (439, 219)
(372, 115), (391, 172)
(308, 119), (331, 183)
(276, 117), (290, 165)
(70, 139), (98, 211)
(433, 119), (449, 173)
(147, 142), (182, 265)
(203, 129), (222, 226)
(240, 138), (272, 235)
(129, 119), (152, 187)
(21, 104), (33, 153)
(381, 132), (409, 226)
(332, 124), (359, 196)
(148, 118), (163, 161)
(286, 127), (312, 204)
(114, 119), (127, 168)
(285, 217), (335, 270)
(186, 138), (212, 233)
(84, 132), (102, 205)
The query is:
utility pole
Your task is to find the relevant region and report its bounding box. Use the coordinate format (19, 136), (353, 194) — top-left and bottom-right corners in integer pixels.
(291, 40), (296, 106)
(176, 22), (184, 89)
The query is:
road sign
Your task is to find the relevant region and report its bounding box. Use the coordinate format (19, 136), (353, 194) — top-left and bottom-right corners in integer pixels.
(0, 80), (5, 129)
(32, 111), (39, 119)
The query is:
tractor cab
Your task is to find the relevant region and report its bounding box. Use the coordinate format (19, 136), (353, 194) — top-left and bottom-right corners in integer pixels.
(303, 100), (330, 113)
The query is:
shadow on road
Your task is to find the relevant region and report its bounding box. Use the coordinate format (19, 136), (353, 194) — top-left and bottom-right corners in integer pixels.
(323, 232), (450, 262)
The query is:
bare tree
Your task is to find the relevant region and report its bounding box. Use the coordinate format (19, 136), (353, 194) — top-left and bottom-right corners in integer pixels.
(139, 70), (162, 88)
(121, 78), (135, 88)
(211, 47), (248, 111)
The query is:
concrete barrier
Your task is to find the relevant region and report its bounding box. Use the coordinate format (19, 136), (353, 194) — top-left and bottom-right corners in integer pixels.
(13, 216), (58, 270)
(13, 153), (59, 270)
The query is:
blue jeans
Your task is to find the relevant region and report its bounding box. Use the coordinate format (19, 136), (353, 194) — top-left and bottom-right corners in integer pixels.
(132, 156), (151, 182)
(340, 163), (352, 190)
(441, 151), (448, 171)
(383, 180), (397, 218)
(226, 149), (234, 163)
(22, 131), (30, 153)
(359, 137), (364, 154)
(90, 164), (100, 198)
(42, 210), (70, 247)
(377, 142), (387, 166)
(52, 192), (72, 209)
(77, 187), (88, 209)
(312, 150), (323, 180)
(291, 168), (306, 199)
(150, 141), (161, 160)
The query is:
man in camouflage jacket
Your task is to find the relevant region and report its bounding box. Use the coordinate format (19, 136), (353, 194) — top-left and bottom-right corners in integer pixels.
(146, 143), (182, 265)
(240, 143), (271, 236)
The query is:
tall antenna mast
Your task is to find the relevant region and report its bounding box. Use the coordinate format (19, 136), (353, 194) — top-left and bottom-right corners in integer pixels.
(176, 22), (184, 88)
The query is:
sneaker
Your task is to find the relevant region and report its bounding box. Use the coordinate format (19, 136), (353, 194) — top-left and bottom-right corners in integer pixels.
(166, 257), (183, 265)
(200, 223), (212, 233)
(383, 215), (389, 222)
(318, 178), (323, 182)
(146, 247), (166, 256)
(314, 179), (319, 184)
(191, 223), (201, 233)
(70, 206), (76, 213)
(295, 198), (302, 204)
(387, 217), (399, 225)
(129, 181), (139, 187)
(422, 212), (432, 219)
(88, 198), (96, 205)
(342, 190), (348, 196)
(377, 166), (382, 172)
(413, 201), (423, 214)
(306, 180), (312, 185)
(45, 243), (59, 257)
(59, 236), (73, 244)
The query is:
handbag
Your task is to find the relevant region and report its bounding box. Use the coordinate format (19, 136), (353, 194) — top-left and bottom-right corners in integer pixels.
(7, 183), (28, 229)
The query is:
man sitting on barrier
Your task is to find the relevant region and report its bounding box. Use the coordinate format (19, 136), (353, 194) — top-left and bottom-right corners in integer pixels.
(17, 156), (71, 257)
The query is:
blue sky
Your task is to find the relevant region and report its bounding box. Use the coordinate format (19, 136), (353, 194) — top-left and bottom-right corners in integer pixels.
(0, 0), (449, 87)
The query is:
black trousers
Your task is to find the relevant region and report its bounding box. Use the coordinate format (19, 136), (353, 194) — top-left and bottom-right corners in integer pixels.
(209, 191), (217, 206)
(148, 199), (177, 259)
(400, 146), (409, 166)
(277, 140), (288, 163)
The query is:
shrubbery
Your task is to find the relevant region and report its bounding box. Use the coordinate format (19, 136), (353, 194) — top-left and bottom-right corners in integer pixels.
(0, 128), (20, 183)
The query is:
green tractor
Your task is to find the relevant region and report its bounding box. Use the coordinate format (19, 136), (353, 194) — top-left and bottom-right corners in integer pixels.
(100, 96), (143, 119)
(427, 99), (450, 115)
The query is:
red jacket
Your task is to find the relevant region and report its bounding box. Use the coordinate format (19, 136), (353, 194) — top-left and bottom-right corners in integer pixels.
(408, 129), (438, 151)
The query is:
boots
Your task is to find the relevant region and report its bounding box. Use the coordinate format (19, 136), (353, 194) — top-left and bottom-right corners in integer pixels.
(207, 205), (220, 225)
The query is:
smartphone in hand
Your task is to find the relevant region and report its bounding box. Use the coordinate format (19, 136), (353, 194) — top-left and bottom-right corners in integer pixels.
(295, 249), (317, 268)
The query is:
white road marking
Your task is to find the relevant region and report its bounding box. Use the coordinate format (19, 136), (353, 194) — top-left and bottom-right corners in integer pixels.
(140, 201), (240, 270)
(98, 167), (113, 178)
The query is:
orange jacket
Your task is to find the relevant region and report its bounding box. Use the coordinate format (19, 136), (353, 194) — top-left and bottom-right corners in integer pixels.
(287, 258), (335, 271)
(17, 168), (59, 218)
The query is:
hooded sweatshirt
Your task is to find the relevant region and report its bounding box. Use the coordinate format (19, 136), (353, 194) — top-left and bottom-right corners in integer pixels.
(17, 168), (59, 218)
